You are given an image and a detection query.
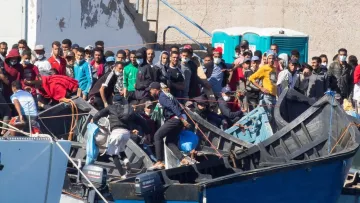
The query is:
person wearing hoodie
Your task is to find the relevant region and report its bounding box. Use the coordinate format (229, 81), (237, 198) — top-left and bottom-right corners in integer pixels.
(20, 50), (42, 98)
(307, 56), (328, 99)
(135, 48), (154, 102)
(123, 50), (140, 103)
(155, 51), (170, 84)
(3, 49), (23, 101)
(276, 59), (299, 96)
(74, 47), (92, 100)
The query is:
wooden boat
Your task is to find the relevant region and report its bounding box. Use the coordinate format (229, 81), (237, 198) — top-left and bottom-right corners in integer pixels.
(109, 93), (360, 203)
(274, 88), (315, 130)
(225, 107), (273, 144)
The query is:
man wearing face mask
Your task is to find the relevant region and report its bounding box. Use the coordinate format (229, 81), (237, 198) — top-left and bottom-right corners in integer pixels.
(3, 49), (23, 103)
(124, 51), (140, 104)
(328, 48), (352, 102)
(180, 49), (193, 99)
(89, 61), (125, 109)
(74, 47), (92, 100)
(134, 48), (154, 104)
(34, 45), (51, 76)
(208, 47), (227, 97)
(217, 86), (243, 126)
(20, 50), (42, 98)
(18, 39), (36, 64)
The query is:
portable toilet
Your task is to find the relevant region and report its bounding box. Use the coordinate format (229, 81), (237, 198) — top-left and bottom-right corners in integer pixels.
(212, 27), (257, 64)
(242, 28), (309, 63)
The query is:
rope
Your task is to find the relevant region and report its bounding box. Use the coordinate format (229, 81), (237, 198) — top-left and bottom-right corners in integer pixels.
(330, 123), (358, 154)
(59, 98), (79, 141)
(325, 90), (335, 154)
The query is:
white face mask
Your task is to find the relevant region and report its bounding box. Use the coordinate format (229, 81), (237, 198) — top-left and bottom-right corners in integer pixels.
(182, 57), (190, 63)
(114, 70), (121, 76)
(321, 62), (327, 66)
(214, 57), (221, 64)
(36, 54), (44, 60)
(125, 58), (130, 63)
(223, 95), (230, 102)
(19, 49), (24, 55)
(339, 55), (347, 62)
(136, 59), (143, 65)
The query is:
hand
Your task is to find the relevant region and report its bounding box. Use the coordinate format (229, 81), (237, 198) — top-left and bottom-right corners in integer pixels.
(132, 129), (139, 135)
(19, 115), (24, 123)
(104, 102), (108, 108)
(82, 94), (87, 100)
(1, 129), (5, 135)
(182, 119), (191, 128)
(24, 79), (31, 85)
(261, 87), (270, 94)
(236, 91), (242, 97)
(120, 89), (125, 96)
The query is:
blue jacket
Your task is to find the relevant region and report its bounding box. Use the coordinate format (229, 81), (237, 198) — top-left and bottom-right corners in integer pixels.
(74, 60), (92, 96)
(159, 92), (183, 120)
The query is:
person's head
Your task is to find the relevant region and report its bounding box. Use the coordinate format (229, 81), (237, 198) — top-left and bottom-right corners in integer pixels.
(11, 80), (22, 93)
(262, 52), (268, 64)
(170, 51), (180, 67)
(221, 86), (233, 102)
(0, 42), (8, 56)
(135, 50), (144, 65)
(302, 63), (313, 77)
(95, 40), (104, 51)
(213, 47), (223, 64)
(84, 45), (93, 60)
(254, 50), (262, 59)
(144, 101), (154, 116)
(52, 41), (61, 57)
(105, 56), (116, 67)
(104, 50), (114, 58)
(270, 44), (278, 54)
(160, 52), (169, 65)
(203, 54), (213, 65)
(319, 54), (328, 66)
(18, 39), (28, 55)
(348, 55), (358, 67)
(170, 45), (179, 54)
(34, 45), (45, 60)
(71, 44), (79, 54)
(146, 48), (155, 63)
(251, 56), (260, 70)
(65, 51), (75, 66)
(124, 49), (130, 60)
(234, 45), (240, 58)
(113, 61), (125, 76)
(180, 49), (191, 63)
(61, 39), (72, 54)
(93, 47), (103, 63)
(130, 51), (137, 65)
(76, 47), (85, 62)
(289, 59), (300, 73)
(243, 50), (252, 59)
(266, 51), (275, 66)
(149, 82), (161, 98)
(240, 40), (249, 53)
(338, 48), (348, 63)
(116, 50), (126, 62)
(311, 56), (321, 70)
(21, 50), (32, 67)
(49, 68), (59, 75)
(242, 58), (251, 69)
(291, 49), (300, 60)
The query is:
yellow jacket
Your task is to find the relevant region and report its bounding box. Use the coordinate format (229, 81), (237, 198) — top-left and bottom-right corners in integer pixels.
(249, 65), (277, 96)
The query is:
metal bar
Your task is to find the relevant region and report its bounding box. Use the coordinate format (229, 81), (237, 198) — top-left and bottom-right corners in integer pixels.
(143, 0), (148, 21)
(160, 0), (211, 37)
(141, 0), (144, 14)
(136, 0), (140, 12)
(155, 0), (160, 43)
(163, 26), (207, 51)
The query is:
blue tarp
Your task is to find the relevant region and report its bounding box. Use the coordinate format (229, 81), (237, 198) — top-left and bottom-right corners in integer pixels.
(178, 130), (199, 153)
(85, 123), (100, 165)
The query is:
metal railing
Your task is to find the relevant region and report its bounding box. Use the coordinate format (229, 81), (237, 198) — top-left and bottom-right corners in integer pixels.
(163, 26), (207, 51)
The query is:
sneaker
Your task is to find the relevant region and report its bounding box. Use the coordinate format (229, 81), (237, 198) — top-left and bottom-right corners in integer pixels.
(123, 158), (131, 170)
(120, 174), (127, 180)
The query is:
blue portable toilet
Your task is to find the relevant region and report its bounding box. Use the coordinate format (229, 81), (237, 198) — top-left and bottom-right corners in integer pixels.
(212, 27), (257, 64)
(212, 27), (309, 64)
(242, 28), (309, 63)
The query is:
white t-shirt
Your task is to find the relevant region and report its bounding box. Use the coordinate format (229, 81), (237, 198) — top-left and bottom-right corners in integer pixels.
(11, 90), (38, 116)
(34, 58), (52, 76)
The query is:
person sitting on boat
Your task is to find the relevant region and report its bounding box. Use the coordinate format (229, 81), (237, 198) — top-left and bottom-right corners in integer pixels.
(276, 59), (300, 96)
(88, 61), (125, 110)
(217, 86), (244, 126)
(150, 82), (193, 170)
(244, 56), (261, 111)
(9, 80), (40, 135)
(92, 94), (150, 179)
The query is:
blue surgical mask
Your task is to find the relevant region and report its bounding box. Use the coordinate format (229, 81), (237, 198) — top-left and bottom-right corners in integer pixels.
(182, 57), (190, 63)
(136, 59), (143, 65)
(339, 55), (347, 62)
(10, 60), (18, 66)
(125, 58), (130, 63)
(23, 59), (31, 65)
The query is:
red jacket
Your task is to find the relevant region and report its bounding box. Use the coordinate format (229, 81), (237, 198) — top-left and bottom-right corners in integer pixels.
(229, 67), (245, 91)
(3, 49), (23, 99)
(48, 56), (66, 75)
(40, 75), (79, 101)
(354, 65), (360, 84)
(90, 60), (104, 78)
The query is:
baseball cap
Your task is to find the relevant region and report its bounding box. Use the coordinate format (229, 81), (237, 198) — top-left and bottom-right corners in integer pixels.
(145, 101), (153, 108)
(243, 58), (251, 63)
(149, 82), (161, 90)
(183, 45), (193, 51)
(251, 56), (260, 61)
(221, 86), (232, 94)
(34, 45), (44, 51)
(106, 56), (115, 62)
(71, 44), (79, 49)
(85, 45), (93, 51)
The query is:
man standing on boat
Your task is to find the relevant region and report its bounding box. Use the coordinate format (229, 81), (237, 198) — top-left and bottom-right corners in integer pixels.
(249, 50), (277, 122)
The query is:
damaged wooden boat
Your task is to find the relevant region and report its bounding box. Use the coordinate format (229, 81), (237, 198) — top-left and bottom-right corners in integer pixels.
(109, 93), (360, 203)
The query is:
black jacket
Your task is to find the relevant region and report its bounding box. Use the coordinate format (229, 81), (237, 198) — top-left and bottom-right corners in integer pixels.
(135, 63), (154, 91)
(93, 102), (149, 133)
(218, 97), (242, 123)
(328, 61), (352, 98)
(159, 91), (184, 120)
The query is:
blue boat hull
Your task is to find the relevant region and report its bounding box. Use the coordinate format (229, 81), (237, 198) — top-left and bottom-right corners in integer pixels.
(113, 157), (352, 203)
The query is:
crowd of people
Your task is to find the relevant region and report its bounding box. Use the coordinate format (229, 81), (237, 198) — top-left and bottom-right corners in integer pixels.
(0, 38), (358, 177)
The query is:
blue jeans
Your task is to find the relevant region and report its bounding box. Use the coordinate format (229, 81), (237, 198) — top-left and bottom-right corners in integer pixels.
(259, 94), (276, 122)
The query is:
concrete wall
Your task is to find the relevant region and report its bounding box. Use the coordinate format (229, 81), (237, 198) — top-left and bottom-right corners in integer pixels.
(139, 0), (360, 60)
(28, 0), (145, 53)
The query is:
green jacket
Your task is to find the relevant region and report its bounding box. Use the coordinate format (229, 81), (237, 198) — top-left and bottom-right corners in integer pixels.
(123, 63), (138, 92)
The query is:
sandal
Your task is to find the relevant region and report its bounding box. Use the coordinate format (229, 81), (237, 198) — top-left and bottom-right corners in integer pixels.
(148, 162), (165, 170)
